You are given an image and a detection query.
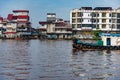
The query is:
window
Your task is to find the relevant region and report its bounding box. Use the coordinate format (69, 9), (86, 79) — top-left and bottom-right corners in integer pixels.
(102, 13), (106, 17)
(41, 24), (44, 26)
(72, 19), (76, 23)
(97, 19), (99, 23)
(117, 13), (120, 18)
(3, 24), (6, 26)
(117, 25), (120, 29)
(72, 13), (76, 17)
(112, 13), (116, 17)
(102, 19), (106, 23)
(96, 25), (99, 29)
(92, 13), (96, 17)
(109, 19), (111, 22)
(92, 24), (96, 28)
(77, 24), (81, 28)
(117, 19), (120, 23)
(102, 24), (106, 28)
(81, 24), (93, 27)
(109, 14), (112, 17)
(77, 19), (83, 23)
(92, 19), (99, 23)
(112, 19), (116, 23)
(97, 13), (99, 17)
(112, 24), (116, 28)
(72, 24), (76, 28)
(92, 19), (96, 23)
(77, 12), (83, 17)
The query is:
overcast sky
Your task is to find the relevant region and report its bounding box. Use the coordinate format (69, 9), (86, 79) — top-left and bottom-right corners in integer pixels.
(0, 0), (120, 27)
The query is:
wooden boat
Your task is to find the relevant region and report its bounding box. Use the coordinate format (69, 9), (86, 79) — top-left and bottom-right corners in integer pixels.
(73, 33), (120, 50)
(73, 41), (120, 50)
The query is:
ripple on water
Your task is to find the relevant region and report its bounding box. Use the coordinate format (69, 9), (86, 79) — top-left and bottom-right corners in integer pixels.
(0, 40), (120, 80)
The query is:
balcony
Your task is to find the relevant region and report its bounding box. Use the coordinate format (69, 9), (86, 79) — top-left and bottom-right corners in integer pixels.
(102, 19), (106, 23)
(102, 13), (106, 17)
(81, 27), (92, 30)
(72, 13), (76, 17)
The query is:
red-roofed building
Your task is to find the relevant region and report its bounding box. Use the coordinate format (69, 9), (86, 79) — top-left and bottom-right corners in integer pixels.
(6, 10), (30, 27)
(12, 10), (30, 27)
(7, 14), (13, 20)
(5, 10), (31, 38)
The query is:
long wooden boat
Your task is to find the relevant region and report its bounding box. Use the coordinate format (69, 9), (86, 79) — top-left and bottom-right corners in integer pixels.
(73, 40), (120, 50)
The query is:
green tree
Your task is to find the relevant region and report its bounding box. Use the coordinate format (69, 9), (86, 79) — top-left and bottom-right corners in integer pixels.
(92, 30), (101, 40)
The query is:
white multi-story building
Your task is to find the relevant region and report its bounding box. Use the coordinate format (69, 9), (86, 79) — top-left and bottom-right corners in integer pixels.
(70, 7), (120, 38)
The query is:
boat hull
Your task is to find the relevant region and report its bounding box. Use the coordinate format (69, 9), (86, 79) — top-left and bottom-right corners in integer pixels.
(73, 43), (120, 50)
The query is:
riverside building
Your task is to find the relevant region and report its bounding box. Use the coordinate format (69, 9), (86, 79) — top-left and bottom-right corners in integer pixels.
(7, 10), (31, 38)
(70, 7), (120, 39)
(38, 13), (72, 39)
(0, 17), (5, 38)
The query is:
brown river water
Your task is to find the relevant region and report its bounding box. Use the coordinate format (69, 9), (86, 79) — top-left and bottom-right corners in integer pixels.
(0, 40), (120, 80)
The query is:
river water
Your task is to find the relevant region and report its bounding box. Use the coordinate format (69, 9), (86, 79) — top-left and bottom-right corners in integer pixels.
(0, 40), (120, 80)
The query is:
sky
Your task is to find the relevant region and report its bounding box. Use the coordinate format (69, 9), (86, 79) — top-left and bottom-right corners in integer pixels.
(0, 0), (120, 28)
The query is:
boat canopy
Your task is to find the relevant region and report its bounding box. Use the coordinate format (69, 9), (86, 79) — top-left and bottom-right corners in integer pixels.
(100, 33), (120, 37)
